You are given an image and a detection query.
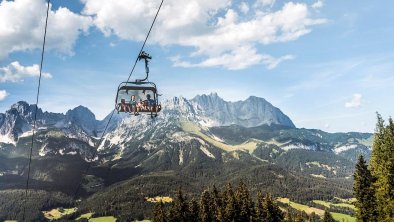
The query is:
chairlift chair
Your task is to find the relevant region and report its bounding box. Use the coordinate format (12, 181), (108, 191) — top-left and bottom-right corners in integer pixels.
(115, 51), (161, 117)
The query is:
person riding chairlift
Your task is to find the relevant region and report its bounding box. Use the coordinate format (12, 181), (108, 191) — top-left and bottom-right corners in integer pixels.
(144, 94), (155, 111)
(129, 95), (139, 115)
(118, 99), (128, 113)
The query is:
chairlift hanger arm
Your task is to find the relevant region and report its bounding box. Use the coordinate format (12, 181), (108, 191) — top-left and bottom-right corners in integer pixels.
(137, 51), (152, 82)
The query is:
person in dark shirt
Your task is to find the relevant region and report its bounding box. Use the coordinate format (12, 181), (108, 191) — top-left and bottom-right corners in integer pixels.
(144, 94), (155, 111)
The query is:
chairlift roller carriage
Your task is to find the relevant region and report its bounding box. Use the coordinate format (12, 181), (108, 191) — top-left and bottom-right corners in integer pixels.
(115, 51), (162, 117)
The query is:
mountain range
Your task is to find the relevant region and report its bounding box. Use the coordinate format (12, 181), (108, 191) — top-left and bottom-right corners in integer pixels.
(0, 93), (374, 220)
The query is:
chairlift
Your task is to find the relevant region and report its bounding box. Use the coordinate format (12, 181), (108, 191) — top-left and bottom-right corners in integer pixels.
(115, 51), (161, 117)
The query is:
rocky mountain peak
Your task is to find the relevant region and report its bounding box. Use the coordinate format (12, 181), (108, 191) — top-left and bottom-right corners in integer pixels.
(192, 92), (225, 106)
(9, 101), (40, 118)
(245, 95), (266, 102)
(190, 93), (295, 128)
(66, 105), (96, 122)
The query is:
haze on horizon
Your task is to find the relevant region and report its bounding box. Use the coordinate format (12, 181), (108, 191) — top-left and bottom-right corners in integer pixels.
(1, 0), (393, 133)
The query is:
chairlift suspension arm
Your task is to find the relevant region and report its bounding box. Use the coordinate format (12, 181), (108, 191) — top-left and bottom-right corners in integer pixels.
(137, 51), (152, 82)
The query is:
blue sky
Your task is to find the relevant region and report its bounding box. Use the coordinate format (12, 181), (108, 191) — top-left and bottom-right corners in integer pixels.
(0, 0), (393, 133)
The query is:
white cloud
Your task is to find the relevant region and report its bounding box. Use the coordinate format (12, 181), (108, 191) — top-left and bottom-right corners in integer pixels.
(262, 54), (295, 70)
(345, 93), (362, 108)
(0, 90), (9, 101)
(0, 61), (52, 82)
(254, 0), (276, 8)
(82, 0), (230, 41)
(312, 0), (324, 9)
(171, 45), (294, 70)
(0, 0), (92, 59)
(81, 0), (325, 70)
(239, 2), (250, 14)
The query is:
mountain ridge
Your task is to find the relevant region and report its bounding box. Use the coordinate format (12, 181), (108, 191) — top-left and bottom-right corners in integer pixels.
(0, 93), (373, 163)
(0, 93), (295, 144)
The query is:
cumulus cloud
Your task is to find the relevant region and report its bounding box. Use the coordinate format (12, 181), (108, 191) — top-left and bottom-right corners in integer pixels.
(0, 90), (9, 101)
(254, 0), (276, 8)
(81, 0), (326, 70)
(312, 0), (324, 9)
(0, 61), (52, 82)
(0, 0), (92, 58)
(345, 93), (362, 108)
(239, 2), (250, 14)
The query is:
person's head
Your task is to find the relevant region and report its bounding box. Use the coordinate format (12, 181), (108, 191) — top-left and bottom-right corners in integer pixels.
(131, 95), (135, 100)
(146, 94), (151, 99)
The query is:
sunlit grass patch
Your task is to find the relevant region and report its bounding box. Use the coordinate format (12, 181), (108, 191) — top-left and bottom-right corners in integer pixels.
(279, 198), (356, 222)
(278, 198), (324, 216)
(89, 216), (117, 222)
(76, 212), (93, 220)
(43, 207), (77, 220)
(313, 199), (355, 210)
(146, 196), (173, 203)
(332, 212), (356, 222)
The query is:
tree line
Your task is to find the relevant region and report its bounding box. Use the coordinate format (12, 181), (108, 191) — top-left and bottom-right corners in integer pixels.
(153, 181), (336, 222)
(353, 114), (394, 222)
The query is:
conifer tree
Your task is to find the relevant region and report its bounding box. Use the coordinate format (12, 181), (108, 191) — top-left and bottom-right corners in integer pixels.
(294, 213), (304, 222)
(284, 211), (294, 222)
(256, 192), (284, 222)
(353, 155), (377, 222)
(211, 185), (224, 222)
(235, 180), (255, 221)
(369, 114), (394, 221)
(199, 189), (214, 222)
(224, 183), (239, 221)
(308, 212), (318, 222)
(153, 201), (167, 222)
(322, 209), (335, 222)
(256, 191), (267, 220)
(168, 188), (189, 222)
(188, 197), (199, 222)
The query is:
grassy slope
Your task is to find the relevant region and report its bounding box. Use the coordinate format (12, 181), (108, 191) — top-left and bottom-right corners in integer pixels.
(180, 120), (260, 152)
(43, 207), (77, 220)
(89, 217), (117, 222)
(313, 200), (355, 210)
(76, 213), (117, 222)
(278, 198), (355, 222)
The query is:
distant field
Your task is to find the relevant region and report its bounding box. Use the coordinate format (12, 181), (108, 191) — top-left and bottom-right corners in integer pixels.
(43, 207), (77, 220)
(89, 216), (117, 222)
(313, 200), (356, 210)
(277, 198), (324, 216)
(332, 212), (356, 222)
(278, 198), (355, 222)
(76, 213), (117, 222)
(313, 200), (331, 208)
(76, 212), (93, 220)
(334, 197), (357, 204)
(146, 196), (173, 203)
